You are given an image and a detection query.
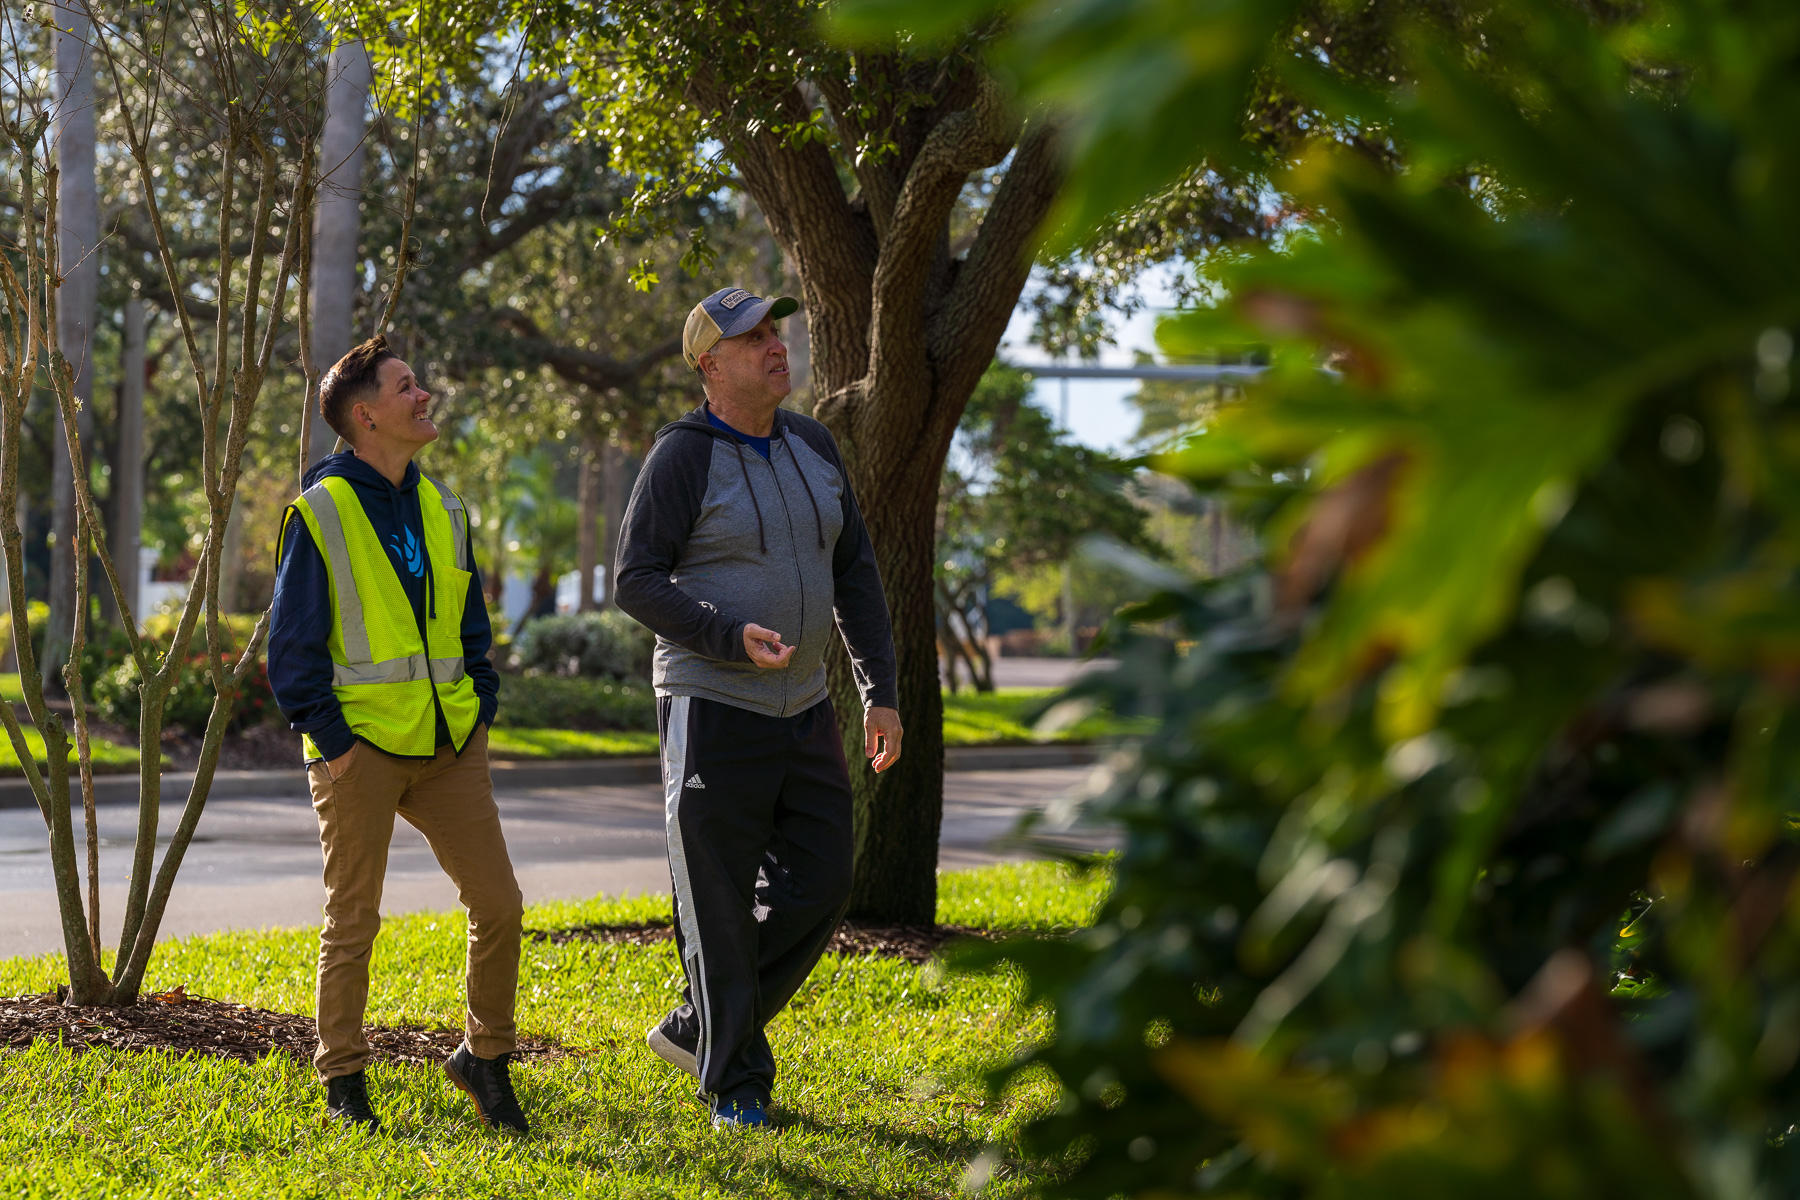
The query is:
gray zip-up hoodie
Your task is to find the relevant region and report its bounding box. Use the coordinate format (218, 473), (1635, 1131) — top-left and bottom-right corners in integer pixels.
(612, 403), (898, 718)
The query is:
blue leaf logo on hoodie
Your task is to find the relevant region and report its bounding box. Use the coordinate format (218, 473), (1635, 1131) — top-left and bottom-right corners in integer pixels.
(389, 526), (424, 578)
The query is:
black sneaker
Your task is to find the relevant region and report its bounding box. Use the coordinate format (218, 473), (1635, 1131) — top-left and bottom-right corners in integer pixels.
(325, 1070), (382, 1133)
(444, 1043), (529, 1135)
(646, 1016), (699, 1080)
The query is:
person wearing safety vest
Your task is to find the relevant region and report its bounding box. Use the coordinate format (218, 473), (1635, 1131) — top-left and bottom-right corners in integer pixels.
(267, 335), (527, 1136)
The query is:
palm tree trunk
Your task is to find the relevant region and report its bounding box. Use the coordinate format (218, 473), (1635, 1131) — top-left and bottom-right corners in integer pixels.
(47, 1), (98, 697)
(576, 429), (600, 612)
(307, 39), (371, 466)
(114, 298), (146, 621)
(600, 440), (630, 608)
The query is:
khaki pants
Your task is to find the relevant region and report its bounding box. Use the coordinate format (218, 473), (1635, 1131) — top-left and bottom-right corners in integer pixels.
(307, 726), (523, 1079)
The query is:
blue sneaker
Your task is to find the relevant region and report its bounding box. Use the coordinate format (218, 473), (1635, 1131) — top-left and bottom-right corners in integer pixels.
(711, 1099), (770, 1130)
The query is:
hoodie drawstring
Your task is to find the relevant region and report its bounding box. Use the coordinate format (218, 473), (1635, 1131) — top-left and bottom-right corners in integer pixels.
(732, 439), (768, 554)
(424, 539), (437, 620)
(786, 440), (827, 550)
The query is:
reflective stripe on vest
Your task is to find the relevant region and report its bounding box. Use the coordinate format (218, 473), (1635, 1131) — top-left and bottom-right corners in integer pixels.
(431, 479), (469, 571)
(332, 655), (468, 687)
(299, 479), (472, 688)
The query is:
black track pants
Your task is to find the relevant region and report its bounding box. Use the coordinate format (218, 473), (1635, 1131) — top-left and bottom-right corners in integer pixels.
(656, 693), (854, 1107)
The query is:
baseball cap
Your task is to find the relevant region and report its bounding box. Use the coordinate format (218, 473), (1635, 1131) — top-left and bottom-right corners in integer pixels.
(682, 286), (800, 368)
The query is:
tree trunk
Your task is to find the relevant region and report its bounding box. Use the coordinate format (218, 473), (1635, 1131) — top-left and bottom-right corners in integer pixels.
(47, 3), (98, 696)
(1061, 562), (1076, 654)
(781, 251), (812, 415)
(600, 440), (629, 608)
(830, 490), (944, 923)
(217, 495), (244, 613)
(710, 69), (1061, 921)
(576, 428), (600, 612)
(113, 298), (146, 623)
(307, 39), (371, 466)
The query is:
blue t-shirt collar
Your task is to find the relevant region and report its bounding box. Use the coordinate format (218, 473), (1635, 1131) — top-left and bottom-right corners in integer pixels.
(704, 404), (773, 461)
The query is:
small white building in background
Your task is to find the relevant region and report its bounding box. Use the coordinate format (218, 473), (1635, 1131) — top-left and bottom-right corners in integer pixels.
(139, 546), (188, 614)
(500, 566), (607, 629)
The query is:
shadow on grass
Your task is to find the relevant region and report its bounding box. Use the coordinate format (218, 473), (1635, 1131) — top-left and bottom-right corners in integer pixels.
(773, 1107), (990, 1160)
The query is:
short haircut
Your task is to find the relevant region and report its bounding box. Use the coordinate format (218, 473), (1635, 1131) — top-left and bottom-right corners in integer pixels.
(319, 335), (396, 443)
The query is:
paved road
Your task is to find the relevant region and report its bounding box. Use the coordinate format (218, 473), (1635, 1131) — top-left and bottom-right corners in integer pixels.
(950, 656), (1117, 690)
(0, 766), (1109, 959)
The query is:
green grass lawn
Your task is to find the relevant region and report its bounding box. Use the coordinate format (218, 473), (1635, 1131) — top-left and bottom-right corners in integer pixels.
(0, 674), (142, 775)
(487, 727), (662, 760)
(941, 687), (1149, 747)
(0, 677), (1145, 765)
(489, 688), (1148, 760)
(0, 860), (1107, 1198)
(0, 723), (142, 775)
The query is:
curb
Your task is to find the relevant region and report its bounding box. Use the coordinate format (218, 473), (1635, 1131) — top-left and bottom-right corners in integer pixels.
(943, 744), (1099, 771)
(0, 743), (1099, 810)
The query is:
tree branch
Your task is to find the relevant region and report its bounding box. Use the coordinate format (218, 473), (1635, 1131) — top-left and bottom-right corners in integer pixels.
(816, 66), (901, 240)
(869, 74), (1019, 373)
(930, 113), (1062, 406)
(131, 274), (220, 324)
(462, 182), (609, 269)
(487, 307), (682, 391)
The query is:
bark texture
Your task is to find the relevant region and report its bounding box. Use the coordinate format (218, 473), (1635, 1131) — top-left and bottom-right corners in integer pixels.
(113, 298), (146, 620)
(694, 62), (1062, 922)
(308, 40), (371, 465)
(601, 439), (630, 608)
(576, 426), (601, 611)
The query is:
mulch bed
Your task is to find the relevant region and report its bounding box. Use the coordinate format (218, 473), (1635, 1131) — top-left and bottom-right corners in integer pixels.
(163, 723), (306, 772)
(525, 919), (1008, 965)
(0, 986), (566, 1065)
(0, 924), (1037, 1065)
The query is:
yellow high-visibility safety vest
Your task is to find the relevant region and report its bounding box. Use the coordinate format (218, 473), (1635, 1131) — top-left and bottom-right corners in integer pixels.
(281, 473), (480, 760)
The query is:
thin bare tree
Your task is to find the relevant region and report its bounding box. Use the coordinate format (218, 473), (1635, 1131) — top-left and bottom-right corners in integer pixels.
(0, 0), (324, 1004)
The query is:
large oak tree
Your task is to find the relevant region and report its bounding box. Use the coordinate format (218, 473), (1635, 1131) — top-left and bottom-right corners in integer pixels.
(348, 0), (1065, 920)
(578, 9), (1062, 923)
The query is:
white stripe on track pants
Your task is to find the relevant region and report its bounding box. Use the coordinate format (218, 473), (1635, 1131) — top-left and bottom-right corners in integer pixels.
(656, 693), (854, 1108)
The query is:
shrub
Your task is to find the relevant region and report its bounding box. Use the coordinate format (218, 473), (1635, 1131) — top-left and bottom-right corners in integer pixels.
(512, 608), (654, 679)
(93, 650), (274, 737)
(75, 625), (133, 697)
(494, 674), (653, 732)
(859, 0), (1800, 1195)
(0, 601), (51, 673)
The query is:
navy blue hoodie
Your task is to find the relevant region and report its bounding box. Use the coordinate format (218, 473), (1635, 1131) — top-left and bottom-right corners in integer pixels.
(267, 451), (499, 762)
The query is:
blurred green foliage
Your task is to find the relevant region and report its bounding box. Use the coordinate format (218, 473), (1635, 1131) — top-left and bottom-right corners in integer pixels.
(938, 364), (1153, 681)
(492, 675), (655, 732)
(844, 0), (1800, 1194)
(511, 609), (656, 680)
(92, 650), (274, 739)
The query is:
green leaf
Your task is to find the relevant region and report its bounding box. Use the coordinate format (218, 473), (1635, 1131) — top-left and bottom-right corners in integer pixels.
(826, 0), (1010, 44)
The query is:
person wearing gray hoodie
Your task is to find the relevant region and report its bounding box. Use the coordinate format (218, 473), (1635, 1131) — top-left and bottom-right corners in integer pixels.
(613, 286), (902, 1129)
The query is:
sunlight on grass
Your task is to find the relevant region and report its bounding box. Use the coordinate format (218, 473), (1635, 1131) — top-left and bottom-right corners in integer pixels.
(0, 860), (1109, 1198)
(942, 686), (1148, 746)
(486, 728), (661, 759)
(0, 679), (1145, 765)
(0, 722), (141, 775)
(937, 857), (1111, 929)
(485, 688), (1143, 759)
